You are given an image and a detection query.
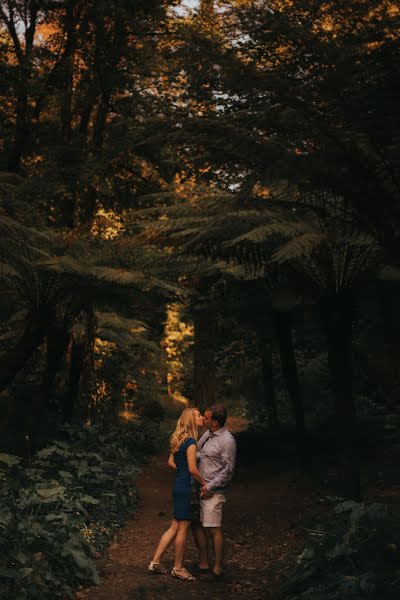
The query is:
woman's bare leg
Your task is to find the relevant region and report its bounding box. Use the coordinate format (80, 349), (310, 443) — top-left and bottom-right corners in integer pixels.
(174, 520), (191, 569)
(151, 519), (179, 563)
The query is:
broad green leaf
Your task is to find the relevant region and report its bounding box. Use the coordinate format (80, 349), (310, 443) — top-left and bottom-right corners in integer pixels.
(0, 509), (13, 526)
(37, 446), (69, 459)
(297, 547), (314, 561)
(45, 512), (69, 524)
(58, 470), (73, 480)
(15, 552), (27, 565)
(17, 568), (33, 579)
(0, 453), (21, 467)
(334, 500), (360, 513)
(77, 461), (89, 478)
(80, 495), (100, 505)
(61, 540), (100, 584)
(35, 484), (65, 500)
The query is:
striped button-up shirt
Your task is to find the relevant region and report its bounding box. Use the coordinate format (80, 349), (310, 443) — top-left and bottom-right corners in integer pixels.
(198, 426), (236, 493)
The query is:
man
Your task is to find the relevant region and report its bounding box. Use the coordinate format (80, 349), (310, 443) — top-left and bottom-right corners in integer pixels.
(192, 404), (236, 581)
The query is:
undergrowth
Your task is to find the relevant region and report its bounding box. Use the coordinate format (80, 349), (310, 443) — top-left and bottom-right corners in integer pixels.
(283, 497), (400, 600)
(0, 419), (160, 600)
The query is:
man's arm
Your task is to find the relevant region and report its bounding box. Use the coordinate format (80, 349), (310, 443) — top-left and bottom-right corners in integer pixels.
(202, 438), (236, 493)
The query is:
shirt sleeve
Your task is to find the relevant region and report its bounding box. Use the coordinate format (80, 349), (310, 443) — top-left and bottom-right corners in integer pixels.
(206, 436), (237, 492)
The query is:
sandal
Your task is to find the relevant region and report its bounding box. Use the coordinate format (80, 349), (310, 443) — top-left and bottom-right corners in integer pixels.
(148, 562), (167, 574)
(171, 567), (196, 581)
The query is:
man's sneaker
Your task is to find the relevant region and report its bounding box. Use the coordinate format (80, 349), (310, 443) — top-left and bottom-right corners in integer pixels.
(199, 570), (224, 582)
(191, 562), (211, 575)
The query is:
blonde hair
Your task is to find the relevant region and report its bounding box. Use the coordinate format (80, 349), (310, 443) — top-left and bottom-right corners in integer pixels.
(170, 408), (199, 454)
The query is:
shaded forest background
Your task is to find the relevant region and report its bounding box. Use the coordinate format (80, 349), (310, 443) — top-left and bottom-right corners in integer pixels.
(0, 1), (400, 598)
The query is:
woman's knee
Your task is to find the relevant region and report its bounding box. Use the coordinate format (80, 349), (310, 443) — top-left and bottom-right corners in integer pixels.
(170, 519), (179, 532)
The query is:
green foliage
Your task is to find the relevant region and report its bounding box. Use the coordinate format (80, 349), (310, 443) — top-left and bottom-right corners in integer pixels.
(283, 499), (400, 600)
(0, 419), (160, 600)
(0, 212), (181, 428)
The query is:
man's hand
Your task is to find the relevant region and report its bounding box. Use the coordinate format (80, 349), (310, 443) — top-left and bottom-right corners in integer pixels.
(200, 485), (213, 499)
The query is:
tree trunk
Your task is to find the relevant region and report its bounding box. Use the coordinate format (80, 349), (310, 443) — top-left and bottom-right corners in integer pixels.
(23, 329), (70, 448)
(92, 90), (111, 147)
(258, 332), (279, 430)
(0, 316), (46, 450)
(376, 281), (400, 400)
(7, 2), (38, 172)
(63, 339), (85, 421)
(273, 309), (309, 465)
(8, 90), (29, 173)
(31, 2), (86, 139)
(320, 293), (360, 500)
(43, 329), (70, 401)
(60, 4), (79, 143)
(0, 317), (45, 394)
(201, 0), (214, 17)
(79, 103), (94, 136)
(193, 307), (216, 411)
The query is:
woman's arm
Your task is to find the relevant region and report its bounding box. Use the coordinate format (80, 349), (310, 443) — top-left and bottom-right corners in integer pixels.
(186, 444), (206, 486)
(168, 453), (177, 470)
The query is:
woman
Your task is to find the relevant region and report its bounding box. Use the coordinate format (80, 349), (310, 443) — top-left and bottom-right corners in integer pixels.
(148, 407), (205, 581)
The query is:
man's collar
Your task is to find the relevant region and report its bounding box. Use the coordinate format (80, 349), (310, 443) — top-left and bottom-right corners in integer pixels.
(211, 426), (226, 436)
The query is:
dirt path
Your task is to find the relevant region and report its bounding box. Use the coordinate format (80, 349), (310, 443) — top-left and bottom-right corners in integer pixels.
(76, 423), (323, 600)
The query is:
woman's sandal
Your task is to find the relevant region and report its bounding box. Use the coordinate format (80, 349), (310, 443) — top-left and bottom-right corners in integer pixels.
(148, 562), (167, 574)
(171, 567), (196, 581)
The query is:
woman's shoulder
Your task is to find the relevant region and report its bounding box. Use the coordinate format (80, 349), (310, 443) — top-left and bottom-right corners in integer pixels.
(182, 437), (196, 449)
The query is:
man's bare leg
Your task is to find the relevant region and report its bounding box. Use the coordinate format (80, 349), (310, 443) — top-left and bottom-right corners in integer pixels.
(208, 527), (224, 574)
(191, 523), (210, 569)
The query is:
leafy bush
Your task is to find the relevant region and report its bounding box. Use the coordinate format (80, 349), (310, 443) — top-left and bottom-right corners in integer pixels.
(0, 419), (160, 600)
(282, 498), (400, 600)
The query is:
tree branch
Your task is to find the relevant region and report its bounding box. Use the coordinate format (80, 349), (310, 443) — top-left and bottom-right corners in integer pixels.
(0, 2), (23, 63)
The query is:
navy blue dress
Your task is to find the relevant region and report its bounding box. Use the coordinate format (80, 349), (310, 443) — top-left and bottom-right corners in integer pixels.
(172, 437), (196, 521)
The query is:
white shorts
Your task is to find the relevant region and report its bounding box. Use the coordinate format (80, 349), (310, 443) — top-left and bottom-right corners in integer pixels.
(200, 493), (226, 527)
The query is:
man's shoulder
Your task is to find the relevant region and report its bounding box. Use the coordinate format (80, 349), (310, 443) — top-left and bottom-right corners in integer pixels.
(220, 428), (236, 445)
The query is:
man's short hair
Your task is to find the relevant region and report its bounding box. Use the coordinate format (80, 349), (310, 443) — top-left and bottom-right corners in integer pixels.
(207, 405), (227, 427)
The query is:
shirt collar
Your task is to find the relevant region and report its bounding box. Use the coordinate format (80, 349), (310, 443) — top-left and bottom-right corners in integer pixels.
(210, 426), (226, 437)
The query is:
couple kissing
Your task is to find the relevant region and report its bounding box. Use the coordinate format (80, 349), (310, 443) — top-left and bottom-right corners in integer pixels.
(149, 404), (236, 582)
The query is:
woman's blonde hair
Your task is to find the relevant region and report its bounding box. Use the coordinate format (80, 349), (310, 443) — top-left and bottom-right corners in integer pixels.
(170, 408), (199, 454)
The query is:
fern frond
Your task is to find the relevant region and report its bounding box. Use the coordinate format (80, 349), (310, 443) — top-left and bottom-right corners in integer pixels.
(224, 220), (313, 247)
(94, 311), (158, 353)
(0, 262), (21, 280)
(97, 328), (158, 352)
(272, 233), (328, 263)
(96, 311), (148, 334)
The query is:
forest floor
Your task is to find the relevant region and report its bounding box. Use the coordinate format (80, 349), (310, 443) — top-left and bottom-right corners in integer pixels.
(74, 418), (397, 600)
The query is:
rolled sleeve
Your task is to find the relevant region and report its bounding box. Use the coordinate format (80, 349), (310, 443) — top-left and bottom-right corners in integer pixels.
(207, 438), (236, 492)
